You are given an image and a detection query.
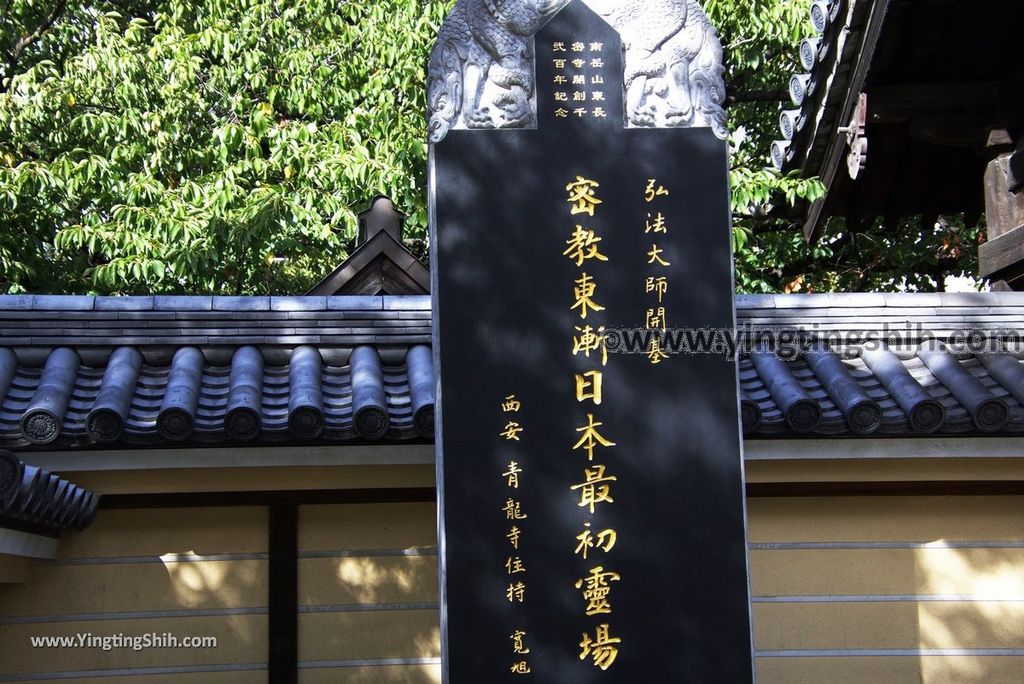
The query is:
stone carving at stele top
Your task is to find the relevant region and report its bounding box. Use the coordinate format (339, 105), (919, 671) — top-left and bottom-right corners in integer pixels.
(427, 0), (728, 143)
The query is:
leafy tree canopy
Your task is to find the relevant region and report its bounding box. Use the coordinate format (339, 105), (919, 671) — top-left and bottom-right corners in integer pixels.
(2, 0), (445, 293)
(0, 0), (979, 294)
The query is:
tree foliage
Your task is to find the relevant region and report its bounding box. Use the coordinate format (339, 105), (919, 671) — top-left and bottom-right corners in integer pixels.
(2, 0), (445, 293)
(0, 0), (980, 294)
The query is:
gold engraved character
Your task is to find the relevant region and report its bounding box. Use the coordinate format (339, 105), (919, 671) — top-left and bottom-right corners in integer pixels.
(571, 273), (605, 319)
(575, 566), (621, 615)
(579, 624), (621, 670)
(572, 413), (615, 460)
(565, 177), (602, 216)
(570, 464), (617, 514)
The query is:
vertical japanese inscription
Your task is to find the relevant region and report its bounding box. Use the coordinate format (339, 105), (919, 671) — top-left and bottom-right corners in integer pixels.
(564, 178), (623, 670)
(432, 2), (753, 681)
(551, 40), (609, 120)
(500, 393), (532, 675)
(643, 178), (673, 364)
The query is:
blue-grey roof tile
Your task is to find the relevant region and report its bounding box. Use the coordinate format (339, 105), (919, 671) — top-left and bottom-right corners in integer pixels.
(213, 296), (270, 311)
(116, 311), (177, 320)
(271, 296), (326, 311)
(0, 341), (435, 450)
(880, 292), (943, 308)
(735, 294), (776, 310)
(326, 295), (384, 311)
(32, 295), (94, 311)
(0, 293), (1023, 449)
(154, 296), (213, 311)
(0, 296), (35, 311)
(384, 295), (431, 310)
(95, 297), (155, 311)
(987, 292), (1024, 305)
(173, 311), (233, 320)
(1, 450), (100, 533)
(827, 292), (886, 308)
(937, 292), (1003, 307)
(770, 293), (832, 309)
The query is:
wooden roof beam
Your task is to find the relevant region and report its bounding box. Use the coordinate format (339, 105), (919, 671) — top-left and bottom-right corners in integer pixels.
(803, 0), (893, 242)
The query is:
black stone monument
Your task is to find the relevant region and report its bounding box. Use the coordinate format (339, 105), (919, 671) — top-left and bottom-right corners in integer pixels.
(429, 1), (753, 681)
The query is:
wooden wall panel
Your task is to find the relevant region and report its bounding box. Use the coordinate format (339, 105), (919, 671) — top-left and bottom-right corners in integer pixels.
(298, 502), (437, 552)
(920, 655), (1024, 684)
(0, 614), (267, 674)
(299, 664), (441, 684)
(3, 672), (268, 684)
(748, 496), (1024, 543)
(4, 487), (1022, 683)
(757, 656), (924, 683)
(0, 561), (267, 616)
(297, 503), (440, 682)
(299, 556), (438, 606)
(754, 602), (1024, 650)
(751, 547), (1024, 596)
(57, 507), (268, 558)
(749, 495), (1024, 684)
(297, 610), (440, 662)
(0, 507), (269, 682)
(758, 655), (1024, 684)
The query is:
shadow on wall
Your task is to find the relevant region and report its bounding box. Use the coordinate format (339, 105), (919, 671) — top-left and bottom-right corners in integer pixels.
(0, 507), (269, 677)
(297, 550), (441, 678)
(160, 549), (267, 645)
(915, 542), (1024, 683)
(328, 553), (439, 605)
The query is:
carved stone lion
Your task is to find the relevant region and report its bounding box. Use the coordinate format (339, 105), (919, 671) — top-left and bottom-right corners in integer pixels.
(427, 0), (572, 143)
(584, 0), (727, 138)
(427, 0), (728, 143)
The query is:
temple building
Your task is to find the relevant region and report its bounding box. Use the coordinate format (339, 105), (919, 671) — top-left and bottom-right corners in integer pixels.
(0, 200), (1021, 682)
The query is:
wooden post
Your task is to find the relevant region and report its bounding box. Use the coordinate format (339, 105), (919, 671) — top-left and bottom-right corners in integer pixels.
(979, 129), (1024, 289)
(268, 504), (298, 684)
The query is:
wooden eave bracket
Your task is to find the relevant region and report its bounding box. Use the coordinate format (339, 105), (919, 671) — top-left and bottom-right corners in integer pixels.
(838, 92), (868, 179)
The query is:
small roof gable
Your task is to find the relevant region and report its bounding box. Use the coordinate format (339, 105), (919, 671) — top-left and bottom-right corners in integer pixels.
(308, 196), (430, 296)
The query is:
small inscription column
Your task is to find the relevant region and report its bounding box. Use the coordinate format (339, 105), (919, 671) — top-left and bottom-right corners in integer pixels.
(430, 1), (753, 681)
(550, 39), (609, 122)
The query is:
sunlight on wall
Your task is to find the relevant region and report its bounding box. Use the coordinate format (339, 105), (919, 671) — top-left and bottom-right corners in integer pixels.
(416, 625), (442, 684)
(162, 553), (230, 593)
(333, 552), (434, 604)
(418, 663), (443, 683)
(415, 625), (442, 659)
(915, 541), (1024, 683)
(916, 545), (1024, 599)
(161, 550), (262, 644)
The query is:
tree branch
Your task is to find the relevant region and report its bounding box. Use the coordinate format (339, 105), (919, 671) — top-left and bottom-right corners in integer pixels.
(1, 0), (68, 93)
